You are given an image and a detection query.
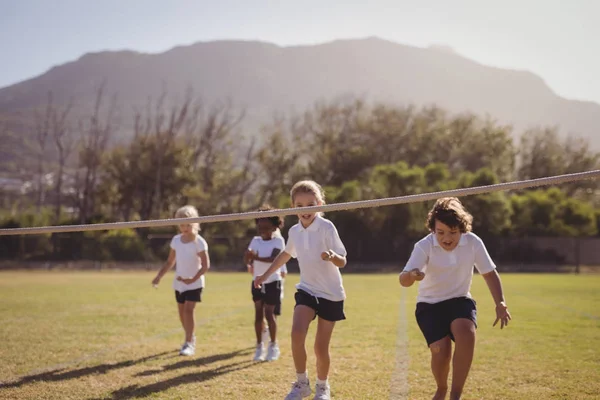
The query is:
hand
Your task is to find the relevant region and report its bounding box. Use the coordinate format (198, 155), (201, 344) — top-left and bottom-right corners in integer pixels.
(493, 301), (511, 329)
(281, 271), (287, 278)
(177, 276), (196, 285)
(254, 275), (266, 289)
(409, 268), (425, 281)
(321, 250), (336, 261)
(151, 276), (160, 286)
(245, 249), (257, 263)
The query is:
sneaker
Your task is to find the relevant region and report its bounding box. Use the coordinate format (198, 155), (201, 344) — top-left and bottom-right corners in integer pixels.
(284, 380), (311, 400)
(253, 343), (265, 361)
(179, 342), (195, 356)
(266, 342), (280, 361)
(313, 383), (331, 400)
(180, 335), (196, 352)
(262, 325), (270, 344)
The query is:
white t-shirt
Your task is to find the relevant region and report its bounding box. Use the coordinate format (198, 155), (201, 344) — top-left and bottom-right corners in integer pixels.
(248, 236), (285, 284)
(170, 234), (208, 292)
(403, 232), (496, 304)
(284, 215), (347, 302)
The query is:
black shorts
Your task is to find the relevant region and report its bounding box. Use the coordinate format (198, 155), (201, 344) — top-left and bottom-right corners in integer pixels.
(415, 296), (477, 346)
(175, 288), (202, 304)
(294, 289), (346, 322)
(251, 280), (282, 306)
(274, 302), (281, 316)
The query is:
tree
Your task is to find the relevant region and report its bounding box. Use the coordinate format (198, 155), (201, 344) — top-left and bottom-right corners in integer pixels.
(74, 85), (116, 223)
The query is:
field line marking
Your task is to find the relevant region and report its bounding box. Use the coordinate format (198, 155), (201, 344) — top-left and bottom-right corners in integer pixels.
(389, 288), (409, 399)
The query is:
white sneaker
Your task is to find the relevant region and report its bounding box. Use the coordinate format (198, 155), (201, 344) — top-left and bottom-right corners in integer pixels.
(266, 342), (280, 361)
(180, 335), (196, 352)
(313, 383), (330, 400)
(253, 343), (265, 361)
(179, 342), (195, 356)
(262, 325), (270, 344)
(284, 380), (311, 400)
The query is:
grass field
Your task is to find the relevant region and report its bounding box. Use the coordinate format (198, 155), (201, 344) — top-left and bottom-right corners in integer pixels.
(0, 271), (599, 400)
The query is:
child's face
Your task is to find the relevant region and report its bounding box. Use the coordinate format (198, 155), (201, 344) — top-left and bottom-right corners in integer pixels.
(256, 219), (276, 240)
(293, 192), (322, 227)
(434, 220), (461, 251)
(179, 224), (193, 234)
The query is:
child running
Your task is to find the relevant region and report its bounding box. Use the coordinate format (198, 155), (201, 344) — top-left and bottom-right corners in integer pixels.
(399, 197), (511, 400)
(244, 205), (286, 362)
(255, 180), (347, 400)
(152, 205), (210, 356)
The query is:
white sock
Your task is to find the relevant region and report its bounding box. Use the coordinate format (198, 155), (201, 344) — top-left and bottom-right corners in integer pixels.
(316, 378), (328, 386)
(296, 371), (308, 383)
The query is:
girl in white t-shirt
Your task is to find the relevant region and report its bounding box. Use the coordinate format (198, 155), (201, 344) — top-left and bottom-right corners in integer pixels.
(255, 181), (347, 400)
(399, 197), (511, 400)
(152, 205), (210, 357)
(244, 205), (286, 362)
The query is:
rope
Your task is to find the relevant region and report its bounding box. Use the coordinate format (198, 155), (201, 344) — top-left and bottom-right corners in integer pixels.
(1, 169), (599, 236)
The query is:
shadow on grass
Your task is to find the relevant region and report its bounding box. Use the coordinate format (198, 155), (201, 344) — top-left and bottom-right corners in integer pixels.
(97, 359), (258, 400)
(0, 351), (172, 390)
(133, 347), (253, 377)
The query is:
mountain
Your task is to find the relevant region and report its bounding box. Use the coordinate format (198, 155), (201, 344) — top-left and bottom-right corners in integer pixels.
(1, 37), (599, 155)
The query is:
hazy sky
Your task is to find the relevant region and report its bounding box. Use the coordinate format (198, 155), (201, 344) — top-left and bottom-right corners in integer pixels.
(1, 0), (598, 103)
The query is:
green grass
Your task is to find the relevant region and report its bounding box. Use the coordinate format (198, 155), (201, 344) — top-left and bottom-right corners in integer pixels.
(0, 271), (598, 399)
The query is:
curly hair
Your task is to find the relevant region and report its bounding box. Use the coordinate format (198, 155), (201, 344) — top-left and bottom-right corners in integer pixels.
(426, 197), (473, 233)
(255, 204), (283, 228)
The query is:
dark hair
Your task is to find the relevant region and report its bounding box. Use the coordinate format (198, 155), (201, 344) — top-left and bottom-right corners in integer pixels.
(255, 204), (283, 228)
(426, 197), (473, 233)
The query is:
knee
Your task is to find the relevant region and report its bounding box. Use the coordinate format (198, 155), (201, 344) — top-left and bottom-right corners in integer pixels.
(265, 308), (275, 322)
(430, 340), (451, 360)
(452, 320), (476, 343)
(183, 302), (195, 313)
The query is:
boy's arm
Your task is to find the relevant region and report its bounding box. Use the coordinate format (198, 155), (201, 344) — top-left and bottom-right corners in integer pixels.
(399, 244), (427, 287)
(481, 269), (511, 328)
(321, 250), (346, 268)
(254, 251), (292, 287)
(153, 249), (176, 284)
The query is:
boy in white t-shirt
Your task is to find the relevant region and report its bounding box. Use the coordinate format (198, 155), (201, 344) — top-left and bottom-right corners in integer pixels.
(255, 181), (347, 400)
(152, 205), (210, 357)
(399, 197), (511, 400)
(244, 205), (285, 362)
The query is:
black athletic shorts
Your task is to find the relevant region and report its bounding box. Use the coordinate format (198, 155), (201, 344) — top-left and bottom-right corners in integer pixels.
(415, 296), (477, 346)
(251, 280), (282, 306)
(175, 288), (202, 304)
(294, 289), (346, 322)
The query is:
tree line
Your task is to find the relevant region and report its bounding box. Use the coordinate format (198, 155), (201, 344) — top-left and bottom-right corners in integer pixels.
(1, 88), (599, 263)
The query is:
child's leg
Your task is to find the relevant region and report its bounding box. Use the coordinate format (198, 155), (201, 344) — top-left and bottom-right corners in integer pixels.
(254, 300), (265, 343)
(429, 336), (452, 400)
(177, 302), (185, 330)
(264, 304), (277, 342)
(449, 319), (476, 400)
(314, 317), (336, 380)
(291, 305), (316, 374)
(182, 300), (197, 343)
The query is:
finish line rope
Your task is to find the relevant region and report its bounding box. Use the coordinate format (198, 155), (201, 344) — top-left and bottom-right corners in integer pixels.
(1, 169), (599, 236)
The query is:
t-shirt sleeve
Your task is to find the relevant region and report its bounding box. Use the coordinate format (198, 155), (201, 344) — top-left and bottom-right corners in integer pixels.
(170, 236), (177, 250)
(248, 237), (258, 252)
(402, 242), (428, 272)
(284, 230), (297, 258)
(473, 236), (496, 274)
(195, 235), (208, 253)
(274, 236), (285, 252)
(326, 224), (347, 257)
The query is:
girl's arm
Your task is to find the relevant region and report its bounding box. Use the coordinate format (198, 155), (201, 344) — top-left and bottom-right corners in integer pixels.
(321, 250), (346, 268)
(152, 249), (176, 285)
(254, 251), (292, 287)
(178, 251), (210, 284)
(481, 269), (511, 328)
(254, 248), (281, 263)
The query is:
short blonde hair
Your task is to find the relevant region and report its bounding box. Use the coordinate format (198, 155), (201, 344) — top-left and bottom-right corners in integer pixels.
(175, 205), (200, 233)
(426, 197), (473, 233)
(290, 180), (325, 204)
